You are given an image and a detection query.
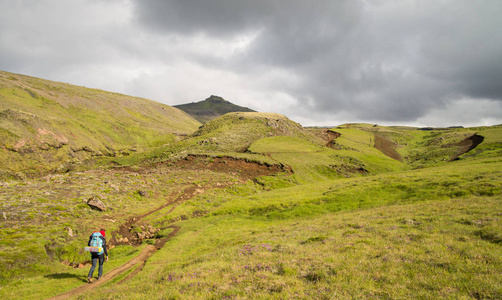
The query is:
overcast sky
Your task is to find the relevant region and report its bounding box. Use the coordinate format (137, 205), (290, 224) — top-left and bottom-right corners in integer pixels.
(1, 0), (501, 127)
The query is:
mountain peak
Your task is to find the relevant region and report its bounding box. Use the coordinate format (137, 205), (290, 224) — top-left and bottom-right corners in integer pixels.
(174, 95), (256, 123)
(206, 95), (228, 103)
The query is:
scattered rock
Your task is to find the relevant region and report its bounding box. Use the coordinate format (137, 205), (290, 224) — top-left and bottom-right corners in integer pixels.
(2, 212), (6, 220)
(87, 196), (107, 211)
(138, 190), (149, 197)
(67, 227), (73, 237)
(82, 146), (93, 152)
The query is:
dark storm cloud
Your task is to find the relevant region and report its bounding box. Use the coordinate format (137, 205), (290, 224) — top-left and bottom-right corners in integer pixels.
(1, 0), (501, 126)
(134, 0), (502, 124)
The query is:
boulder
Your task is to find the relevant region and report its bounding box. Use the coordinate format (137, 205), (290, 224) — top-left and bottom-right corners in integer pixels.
(138, 190), (149, 197)
(87, 196), (106, 211)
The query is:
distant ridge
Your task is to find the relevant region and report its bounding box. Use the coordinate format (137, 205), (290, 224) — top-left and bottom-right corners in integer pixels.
(174, 95), (255, 123)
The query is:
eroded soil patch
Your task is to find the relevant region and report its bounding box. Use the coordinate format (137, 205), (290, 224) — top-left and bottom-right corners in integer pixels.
(450, 133), (484, 161)
(374, 134), (402, 161)
(175, 155), (291, 177)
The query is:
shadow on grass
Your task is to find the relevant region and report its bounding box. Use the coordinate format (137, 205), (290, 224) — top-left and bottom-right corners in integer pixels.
(44, 273), (87, 282)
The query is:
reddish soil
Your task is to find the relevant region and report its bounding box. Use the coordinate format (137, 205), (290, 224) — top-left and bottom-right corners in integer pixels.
(308, 128), (341, 148)
(175, 154), (291, 177)
(324, 130), (341, 148)
(374, 135), (403, 161)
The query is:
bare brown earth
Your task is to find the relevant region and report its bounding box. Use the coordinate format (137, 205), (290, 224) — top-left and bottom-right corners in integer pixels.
(175, 154), (290, 177)
(450, 133), (485, 161)
(306, 128), (341, 148)
(111, 155), (290, 245)
(323, 130), (341, 148)
(374, 134), (403, 161)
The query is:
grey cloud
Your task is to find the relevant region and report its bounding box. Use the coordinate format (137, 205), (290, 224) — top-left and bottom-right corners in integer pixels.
(134, 0), (502, 124)
(0, 1), (136, 83)
(415, 1), (502, 100)
(133, 0), (269, 36)
(1, 0), (501, 126)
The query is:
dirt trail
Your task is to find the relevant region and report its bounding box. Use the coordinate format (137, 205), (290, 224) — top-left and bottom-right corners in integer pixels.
(49, 244), (157, 300)
(48, 186), (193, 299)
(49, 157), (286, 299)
(49, 225), (179, 300)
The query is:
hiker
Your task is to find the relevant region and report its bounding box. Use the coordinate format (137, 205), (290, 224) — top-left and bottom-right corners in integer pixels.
(87, 229), (108, 283)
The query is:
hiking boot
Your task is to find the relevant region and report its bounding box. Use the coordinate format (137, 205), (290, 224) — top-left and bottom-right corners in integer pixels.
(87, 277), (92, 283)
(97, 276), (101, 280)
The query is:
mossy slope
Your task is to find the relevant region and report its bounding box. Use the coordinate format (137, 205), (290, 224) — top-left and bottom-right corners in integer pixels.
(0, 71), (201, 178)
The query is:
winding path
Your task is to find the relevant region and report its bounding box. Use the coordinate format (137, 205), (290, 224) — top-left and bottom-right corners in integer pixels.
(49, 225), (179, 300)
(48, 158), (286, 299)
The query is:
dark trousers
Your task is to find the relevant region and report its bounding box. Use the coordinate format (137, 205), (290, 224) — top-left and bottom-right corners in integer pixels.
(88, 254), (105, 278)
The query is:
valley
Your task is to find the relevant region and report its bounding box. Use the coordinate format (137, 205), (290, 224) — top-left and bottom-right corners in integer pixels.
(0, 71), (501, 299)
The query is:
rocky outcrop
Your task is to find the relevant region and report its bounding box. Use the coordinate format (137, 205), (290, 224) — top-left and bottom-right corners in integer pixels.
(87, 196), (107, 211)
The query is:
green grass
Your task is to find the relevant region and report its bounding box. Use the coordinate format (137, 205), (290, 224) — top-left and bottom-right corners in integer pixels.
(0, 244), (145, 299)
(2, 71), (502, 299)
(0, 164), (240, 284)
(160, 156), (498, 221)
(64, 153), (502, 299)
(249, 136), (406, 183)
(0, 70), (201, 179)
(78, 196), (502, 299)
(2, 151), (501, 298)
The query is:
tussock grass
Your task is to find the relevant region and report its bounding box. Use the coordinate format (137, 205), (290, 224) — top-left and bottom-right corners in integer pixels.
(79, 196), (502, 299)
(69, 156), (502, 299)
(0, 166), (236, 283)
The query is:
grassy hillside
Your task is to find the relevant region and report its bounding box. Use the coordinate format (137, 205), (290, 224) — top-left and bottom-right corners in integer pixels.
(0, 73), (501, 299)
(0, 71), (201, 179)
(174, 95), (255, 123)
(75, 149), (501, 299)
(3, 154), (499, 299)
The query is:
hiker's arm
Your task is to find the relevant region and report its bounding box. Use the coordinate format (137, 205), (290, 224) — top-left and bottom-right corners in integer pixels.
(102, 237), (109, 257)
(87, 235), (92, 246)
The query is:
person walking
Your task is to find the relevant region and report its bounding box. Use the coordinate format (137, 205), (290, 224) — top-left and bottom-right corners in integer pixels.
(87, 229), (108, 283)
